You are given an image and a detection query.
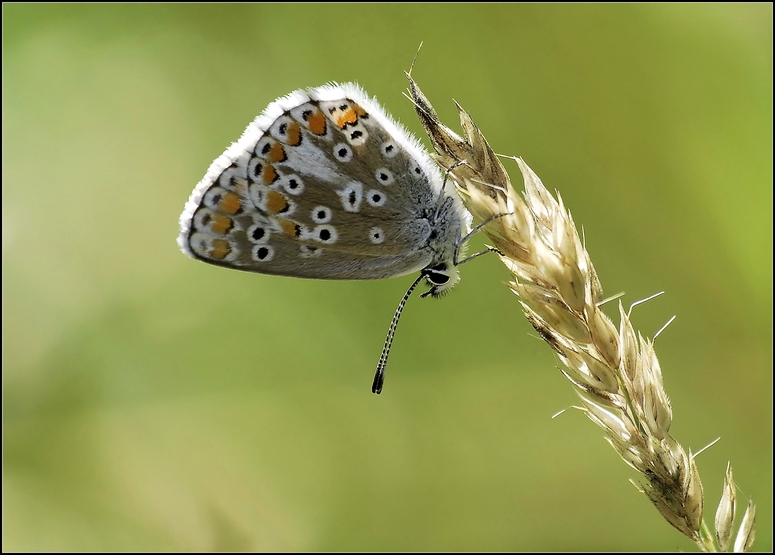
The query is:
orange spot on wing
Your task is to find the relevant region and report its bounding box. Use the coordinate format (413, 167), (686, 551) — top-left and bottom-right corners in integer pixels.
(210, 239), (231, 260)
(268, 142), (286, 162)
(261, 164), (278, 185)
(352, 103), (368, 117)
(336, 108), (357, 129)
(265, 190), (289, 214)
(218, 192), (241, 215)
(210, 214), (233, 234)
(278, 219), (301, 237)
(285, 121), (302, 146)
(307, 109), (327, 135)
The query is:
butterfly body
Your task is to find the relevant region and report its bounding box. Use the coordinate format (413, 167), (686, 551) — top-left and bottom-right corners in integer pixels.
(178, 83), (471, 295)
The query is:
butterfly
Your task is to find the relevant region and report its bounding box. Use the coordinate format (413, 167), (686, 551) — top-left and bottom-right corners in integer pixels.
(178, 83), (473, 393)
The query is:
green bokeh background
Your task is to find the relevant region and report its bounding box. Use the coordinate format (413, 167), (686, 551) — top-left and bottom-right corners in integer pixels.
(3, 4), (771, 551)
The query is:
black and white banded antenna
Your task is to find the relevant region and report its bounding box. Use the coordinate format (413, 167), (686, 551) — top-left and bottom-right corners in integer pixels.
(372, 274), (425, 394)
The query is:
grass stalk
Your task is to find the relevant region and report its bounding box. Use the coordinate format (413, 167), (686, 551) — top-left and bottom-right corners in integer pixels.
(406, 75), (756, 552)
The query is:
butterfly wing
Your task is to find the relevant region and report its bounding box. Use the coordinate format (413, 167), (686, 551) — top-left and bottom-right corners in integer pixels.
(178, 83), (447, 280)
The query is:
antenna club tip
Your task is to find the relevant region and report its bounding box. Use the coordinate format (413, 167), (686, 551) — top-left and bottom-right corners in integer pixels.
(372, 368), (385, 394)
(371, 379), (383, 395)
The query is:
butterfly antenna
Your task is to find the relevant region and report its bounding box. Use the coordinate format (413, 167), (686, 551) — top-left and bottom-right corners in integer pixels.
(372, 274), (425, 394)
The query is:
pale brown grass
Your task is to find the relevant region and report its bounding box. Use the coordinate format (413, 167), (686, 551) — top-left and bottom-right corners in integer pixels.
(406, 75), (756, 552)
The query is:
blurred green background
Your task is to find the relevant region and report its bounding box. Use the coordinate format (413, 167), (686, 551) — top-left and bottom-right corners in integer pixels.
(3, 4), (771, 551)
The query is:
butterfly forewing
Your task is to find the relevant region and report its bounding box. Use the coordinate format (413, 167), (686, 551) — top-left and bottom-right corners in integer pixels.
(179, 83), (443, 280)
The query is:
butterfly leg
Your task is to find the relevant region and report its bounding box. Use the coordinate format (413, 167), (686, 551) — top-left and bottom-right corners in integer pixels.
(453, 212), (512, 265)
(455, 245), (503, 267)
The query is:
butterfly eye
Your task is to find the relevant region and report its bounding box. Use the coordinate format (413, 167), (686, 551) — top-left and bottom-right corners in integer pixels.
(420, 263), (461, 299)
(425, 270), (449, 286)
(423, 262), (452, 286)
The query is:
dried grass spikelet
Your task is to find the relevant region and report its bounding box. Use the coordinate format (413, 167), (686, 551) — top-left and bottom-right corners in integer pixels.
(406, 74), (756, 551)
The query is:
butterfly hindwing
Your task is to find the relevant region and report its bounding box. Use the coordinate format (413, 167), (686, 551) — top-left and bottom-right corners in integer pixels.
(178, 83), (444, 280)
